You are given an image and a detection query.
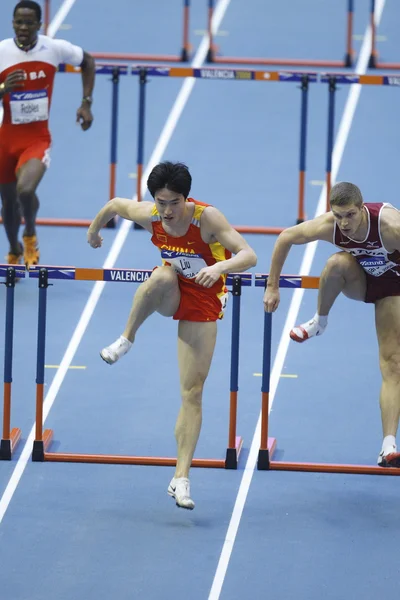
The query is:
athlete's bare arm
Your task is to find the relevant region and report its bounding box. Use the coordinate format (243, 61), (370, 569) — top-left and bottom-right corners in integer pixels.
(0, 69), (26, 99)
(195, 206), (257, 288)
(379, 206), (400, 252)
(264, 213), (335, 312)
(87, 198), (154, 247)
(76, 51), (95, 131)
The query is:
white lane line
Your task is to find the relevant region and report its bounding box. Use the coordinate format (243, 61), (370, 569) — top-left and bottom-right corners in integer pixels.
(46, 0), (77, 37)
(0, 0), (232, 523)
(208, 1), (386, 598)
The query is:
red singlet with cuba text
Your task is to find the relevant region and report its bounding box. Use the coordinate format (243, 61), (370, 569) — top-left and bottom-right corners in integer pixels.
(0, 35), (84, 182)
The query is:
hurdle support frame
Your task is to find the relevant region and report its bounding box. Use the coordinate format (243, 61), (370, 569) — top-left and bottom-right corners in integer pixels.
(0, 266), (25, 460)
(30, 267), (250, 469)
(255, 273), (400, 477)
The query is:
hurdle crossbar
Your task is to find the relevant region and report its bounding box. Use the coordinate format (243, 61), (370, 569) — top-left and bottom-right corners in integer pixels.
(0, 265), (25, 460)
(254, 273), (400, 476)
(30, 267), (251, 469)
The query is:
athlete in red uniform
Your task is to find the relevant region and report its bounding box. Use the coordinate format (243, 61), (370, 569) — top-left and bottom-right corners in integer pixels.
(264, 181), (400, 468)
(0, 1), (95, 267)
(87, 161), (257, 509)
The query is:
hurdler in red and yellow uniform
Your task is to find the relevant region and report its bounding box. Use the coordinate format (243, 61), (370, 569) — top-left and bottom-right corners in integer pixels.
(151, 199), (231, 322)
(0, 35), (84, 181)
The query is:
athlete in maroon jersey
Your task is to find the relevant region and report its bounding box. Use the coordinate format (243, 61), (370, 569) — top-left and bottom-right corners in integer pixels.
(0, 1), (95, 267)
(264, 181), (400, 468)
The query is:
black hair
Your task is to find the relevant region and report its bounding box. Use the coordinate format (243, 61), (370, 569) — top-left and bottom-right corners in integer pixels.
(147, 161), (192, 199)
(14, 1), (42, 21)
(330, 182), (363, 208)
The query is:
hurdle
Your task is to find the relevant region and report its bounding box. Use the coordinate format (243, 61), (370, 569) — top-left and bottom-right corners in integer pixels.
(206, 0), (355, 68)
(43, 0), (192, 62)
(132, 66), (319, 230)
(59, 65), (400, 231)
(255, 273), (400, 476)
(29, 266), (250, 469)
(320, 72), (400, 210)
(0, 265), (25, 460)
(368, 0), (400, 70)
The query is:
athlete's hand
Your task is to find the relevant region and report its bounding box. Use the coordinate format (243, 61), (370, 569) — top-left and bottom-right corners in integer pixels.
(3, 69), (26, 91)
(76, 103), (93, 131)
(264, 287), (280, 312)
(87, 228), (103, 248)
(195, 264), (223, 288)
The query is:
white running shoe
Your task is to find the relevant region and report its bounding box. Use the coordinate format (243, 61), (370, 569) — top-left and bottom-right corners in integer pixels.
(290, 317), (326, 343)
(100, 336), (132, 365)
(168, 477), (195, 510)
(377, 445), (400, 468)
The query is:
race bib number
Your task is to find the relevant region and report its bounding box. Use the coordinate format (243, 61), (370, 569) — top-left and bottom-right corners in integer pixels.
(10, 90), (49, 124)
(161, 249), (207, 279)
(357, 255), (393, 277)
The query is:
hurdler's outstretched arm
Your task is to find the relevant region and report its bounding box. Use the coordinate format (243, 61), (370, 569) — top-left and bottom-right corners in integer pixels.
(264, 214), (334, 312)
(87, 198), (153, 248)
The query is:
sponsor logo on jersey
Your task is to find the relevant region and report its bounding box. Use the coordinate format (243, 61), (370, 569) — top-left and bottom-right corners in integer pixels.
(11, 90), (47, 101)
(357, 256), (386, 268)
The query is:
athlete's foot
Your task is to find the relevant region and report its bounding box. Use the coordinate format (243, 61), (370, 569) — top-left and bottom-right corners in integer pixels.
(7, 242), (23, 265)
(100, 335), (132, 365)
(290, 317), (327, 343)
(377, 445), (400, 468)
(168, 477), (195, 510)
(22, 235), (40, 269)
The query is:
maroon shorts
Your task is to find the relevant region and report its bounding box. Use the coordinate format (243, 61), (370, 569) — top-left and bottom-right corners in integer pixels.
(365, 274), (400, 303)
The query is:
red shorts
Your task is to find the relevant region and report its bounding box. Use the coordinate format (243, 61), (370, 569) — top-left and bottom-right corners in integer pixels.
(365, 274), (400, 303)
(0, 131), (51, 183)
(173, 277), (229, 322)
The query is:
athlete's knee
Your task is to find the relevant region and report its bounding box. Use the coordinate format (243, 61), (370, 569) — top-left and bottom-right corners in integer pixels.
(146, 266), (178, 292)
(380, 352), (400, 381)
(324, 252), (358, 277)
(181, 382), (204, 407)
(16, 181), (37, 201)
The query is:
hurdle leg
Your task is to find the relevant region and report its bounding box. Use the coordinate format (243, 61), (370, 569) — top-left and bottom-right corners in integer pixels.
(206, 0), (216, 62)
(106, 67), (120, 228)
(43, 0), (50, 35)
(225, 276), (243, 469)
(325, 77), (337, 212)
(297, 74), (309, 224)
(368, 0), (378, 68)
(181, 0), (191, 61)
(0, 267), (21, 460)
(258, 310), (277, 469)
(344, 0), (355, 67)
(32, 268), (53, 461)
(134, 68), (147, 230)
